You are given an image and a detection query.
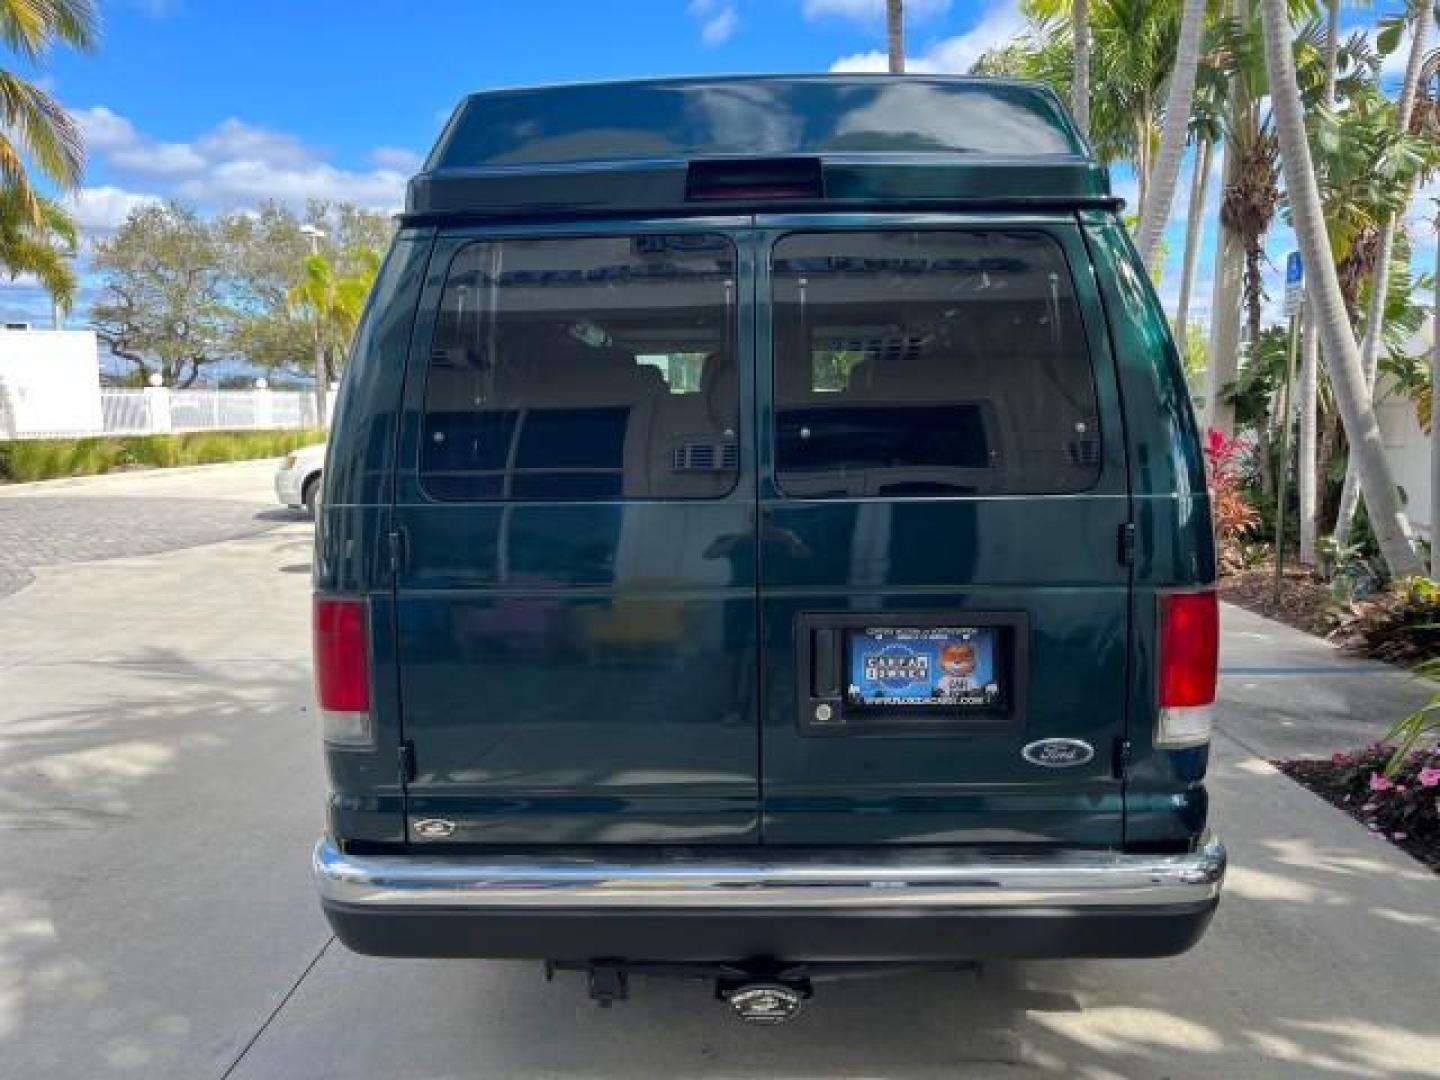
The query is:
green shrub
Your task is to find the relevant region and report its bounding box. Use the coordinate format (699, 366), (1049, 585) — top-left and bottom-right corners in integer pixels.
(0, 429), (325, 482)
(1329, 576), (1440, 667)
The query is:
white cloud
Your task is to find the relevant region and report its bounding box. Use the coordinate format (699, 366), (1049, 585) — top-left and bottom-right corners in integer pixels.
(70, 106), (413, 215)
(805, 0), (950, 22)
(173, 159), (408, 212)
(370, 146), (424, 172)
(688, 0), (739, 45)
(830, 2), (1024, 73)
(74, 106), (140, 153)
(66, 186), (162, 234)
(197, 119), (318, 169)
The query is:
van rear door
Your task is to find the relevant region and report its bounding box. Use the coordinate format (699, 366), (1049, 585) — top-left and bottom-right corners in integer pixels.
(755, 218), (1131, 845)
(391, 223), (760, 845)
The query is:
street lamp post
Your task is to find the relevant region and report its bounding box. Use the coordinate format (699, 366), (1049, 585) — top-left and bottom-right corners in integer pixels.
(299, 225), (329, 426)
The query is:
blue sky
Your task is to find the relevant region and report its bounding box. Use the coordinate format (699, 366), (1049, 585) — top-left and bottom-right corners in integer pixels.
(0, 0), (1428, 349)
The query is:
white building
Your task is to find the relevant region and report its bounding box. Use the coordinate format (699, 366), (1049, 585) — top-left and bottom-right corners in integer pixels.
(0, 328), (104, 438)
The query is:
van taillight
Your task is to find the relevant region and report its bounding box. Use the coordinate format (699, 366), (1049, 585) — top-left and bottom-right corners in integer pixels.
(1156, 590), (1217, 747)
(314, 596), (372, 746)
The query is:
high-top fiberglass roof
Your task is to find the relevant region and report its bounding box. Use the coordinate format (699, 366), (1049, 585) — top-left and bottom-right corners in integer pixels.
(427, 75), (1089, 170)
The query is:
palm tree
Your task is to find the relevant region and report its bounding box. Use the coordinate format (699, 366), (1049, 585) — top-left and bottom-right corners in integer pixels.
(0, 184), (76, 312)
(1259, 0), (1422, 576)
(289, 249), (381, 423)
(0, 0), (97, 224)
(1135, 0), (1208, 268)
(886, 0), (904, 73)
(1298, 0), (1342, 565)
(1333, 0), (1433, 548)
(1023, 0), (1182, 216)
(1072, 0), (1091, 135)
(1432, 205), (1440, 578)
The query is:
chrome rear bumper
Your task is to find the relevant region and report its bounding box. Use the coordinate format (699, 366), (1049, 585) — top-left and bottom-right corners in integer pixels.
(314, 832), (1225, 911)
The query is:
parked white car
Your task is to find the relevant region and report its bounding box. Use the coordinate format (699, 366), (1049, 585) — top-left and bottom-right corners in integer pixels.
(275, 443), (326, 517)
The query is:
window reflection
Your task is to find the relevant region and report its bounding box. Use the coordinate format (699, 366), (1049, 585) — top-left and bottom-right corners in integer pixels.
(772, 230), (1102, 498)
(422, 235), (738, 501)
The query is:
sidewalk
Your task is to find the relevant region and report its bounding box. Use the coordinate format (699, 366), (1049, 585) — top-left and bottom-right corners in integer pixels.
(1217, 601), (1434, 761)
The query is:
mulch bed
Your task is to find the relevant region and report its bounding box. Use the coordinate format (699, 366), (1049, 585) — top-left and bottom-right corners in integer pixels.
(1219, 564), (1337, 638)
(1277, 759), (1440, 874)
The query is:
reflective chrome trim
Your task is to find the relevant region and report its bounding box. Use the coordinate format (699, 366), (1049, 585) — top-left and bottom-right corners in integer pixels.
(314, 832), (1225, 910)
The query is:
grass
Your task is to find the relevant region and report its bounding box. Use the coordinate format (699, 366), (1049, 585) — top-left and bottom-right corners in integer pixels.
(0, 429), (326, 483)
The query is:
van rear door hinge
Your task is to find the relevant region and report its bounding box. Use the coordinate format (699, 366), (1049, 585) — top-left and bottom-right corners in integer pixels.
(1117, 522), (1137, 567)
(387, 527), (408, 574)
(398, 740), (416, 784)
(1112, 737), (1133, 780)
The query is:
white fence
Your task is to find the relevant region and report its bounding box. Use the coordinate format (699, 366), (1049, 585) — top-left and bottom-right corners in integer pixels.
(81, 387), (323, 437)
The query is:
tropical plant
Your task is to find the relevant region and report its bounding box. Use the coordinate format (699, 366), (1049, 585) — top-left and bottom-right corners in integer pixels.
(1291, 743), (1440, 867)
(1330, 575), (1440, 663)
(986, 0), (1181, 216)
(1259, 0), (1423, 577)
(0, 183), (76, 311)
(0, 0), (97, 223)
(1382, 684), (1440, 785)
(1334, 1), (1434, 548)
(1204, 428), (1260, 573)
(218, 199), (394, 374)
(288, 248), (382, 418)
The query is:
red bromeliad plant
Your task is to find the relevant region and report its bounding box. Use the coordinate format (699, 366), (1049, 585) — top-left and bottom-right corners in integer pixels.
(1203, 429), (1259, 574)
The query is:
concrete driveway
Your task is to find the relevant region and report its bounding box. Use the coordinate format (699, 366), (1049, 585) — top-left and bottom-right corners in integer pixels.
(0, 461), (1436, 1079)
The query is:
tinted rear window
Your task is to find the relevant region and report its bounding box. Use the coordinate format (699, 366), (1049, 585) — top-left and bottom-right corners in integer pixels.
(772, 230), (1101, 498)
(422, 234), (738, 501)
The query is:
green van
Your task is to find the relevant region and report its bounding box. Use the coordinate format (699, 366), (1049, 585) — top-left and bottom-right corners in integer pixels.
(311, 74), (1224, 1018)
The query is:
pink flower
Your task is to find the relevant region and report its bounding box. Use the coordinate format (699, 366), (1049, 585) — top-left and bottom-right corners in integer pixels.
(1368, 773), (1394, 793)
(1418, 766), (1440, 788)
(1332, 752), (1354, 766)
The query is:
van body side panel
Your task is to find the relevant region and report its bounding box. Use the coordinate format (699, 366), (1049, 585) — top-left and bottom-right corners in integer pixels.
(317, 232), (433, 844)
(1081, 214), (1215, 849)
(753, 216), (1131, 846)
(389, 220), (762, 845)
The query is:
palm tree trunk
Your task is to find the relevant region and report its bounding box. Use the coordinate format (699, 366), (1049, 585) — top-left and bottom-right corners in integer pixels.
(886, 0), (905, 74)
(1134, 111), (1152, 219)
(1204, 137), (1244, 436)
(1298, 314), (1320, 563)
(1333, 5), (1433, 547)
(1298, 0), (1341, 566)
(314, 334), (329, 428)
(1175, 136), (1212, 353)
(1135, 0), (1208, 269)
(1072, 0), (1090, 137)
(1259, 0), (1421, 577)
(1432, 224), (1440, 578)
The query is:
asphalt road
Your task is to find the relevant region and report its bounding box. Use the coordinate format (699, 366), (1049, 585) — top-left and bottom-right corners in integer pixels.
(0, 461), (1437, 1079)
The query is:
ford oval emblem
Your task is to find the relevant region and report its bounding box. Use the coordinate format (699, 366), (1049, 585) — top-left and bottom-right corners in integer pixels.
(1022, 738), (1095, 768)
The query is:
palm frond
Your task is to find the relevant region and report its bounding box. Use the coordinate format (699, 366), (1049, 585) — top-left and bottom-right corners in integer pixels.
(0, 70), (84, 188)
(0, 0), (98, 58)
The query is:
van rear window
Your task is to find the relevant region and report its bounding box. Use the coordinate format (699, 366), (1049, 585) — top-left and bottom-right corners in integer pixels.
(421, 235), (738, 501)
(772, 230), (1101, 498)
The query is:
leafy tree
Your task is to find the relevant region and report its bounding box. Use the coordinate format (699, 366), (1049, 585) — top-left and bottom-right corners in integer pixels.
(89, 202), (230, 387)
(1260, 0), (1422, 576)
(219, 199), (393, 377)
(0, 0), (95, 224)
(287, 248), (381, 418)
(0, 184), (76, 310)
